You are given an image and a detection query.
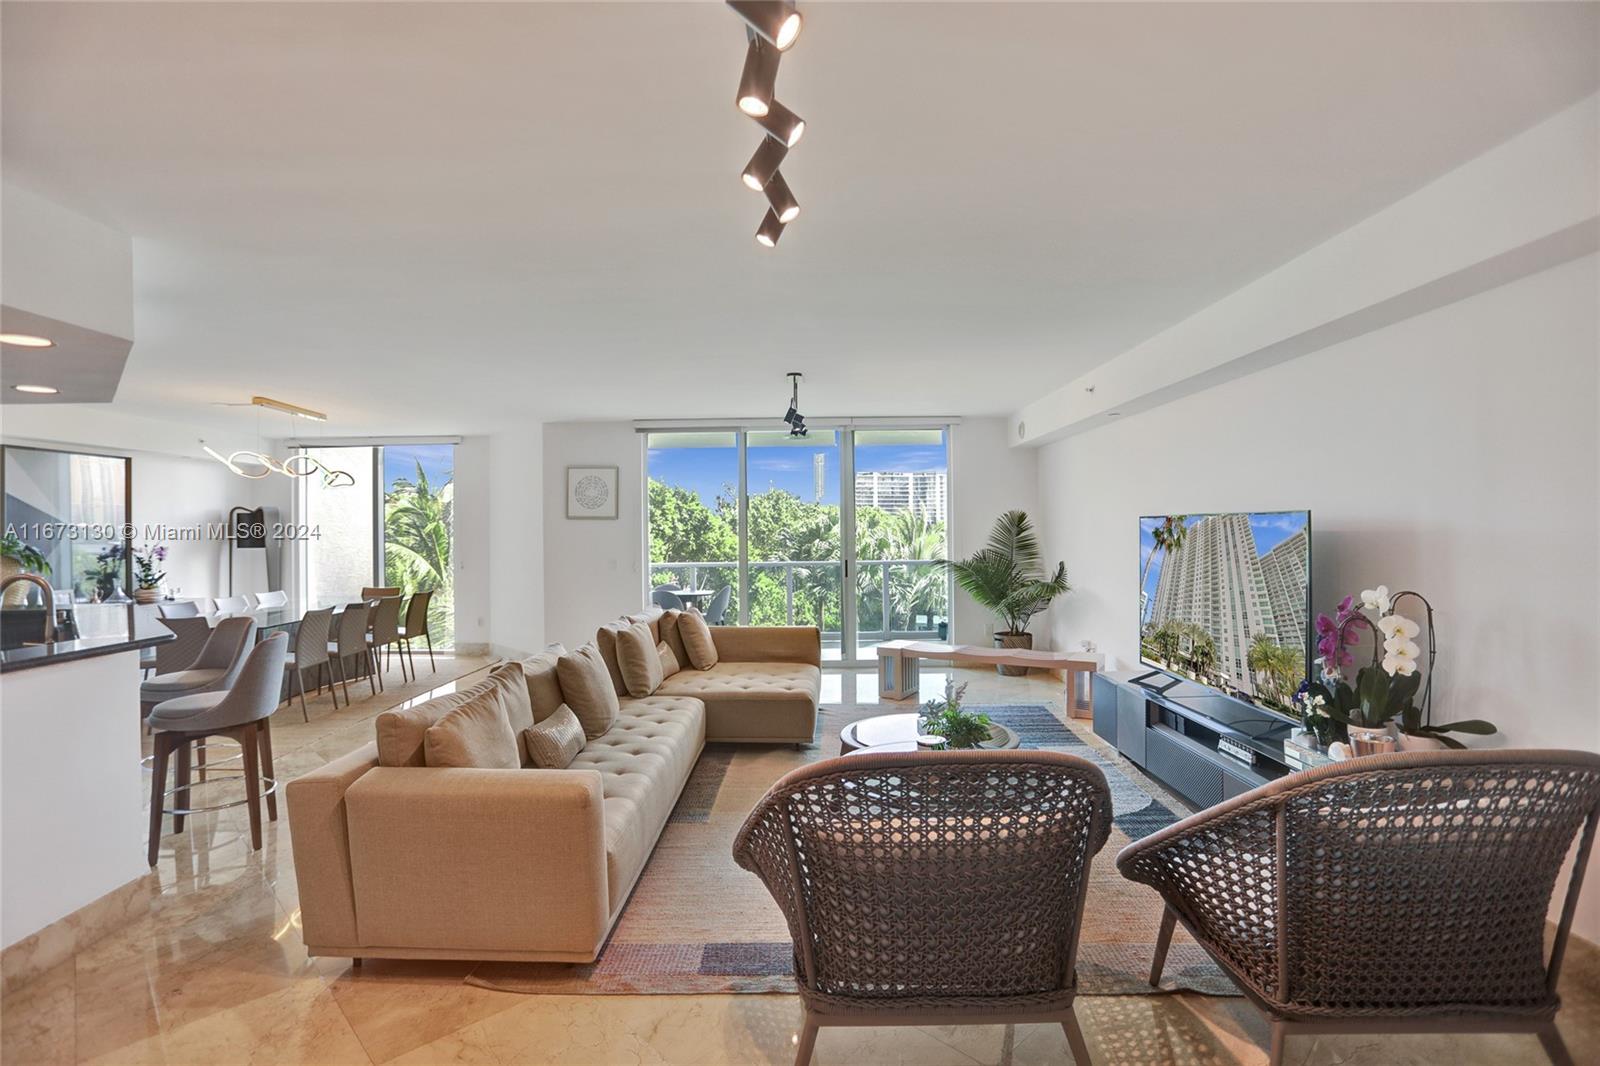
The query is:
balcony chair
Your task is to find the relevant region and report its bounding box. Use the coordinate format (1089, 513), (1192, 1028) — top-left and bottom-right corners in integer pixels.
(1117, 749), (1600, 1066)
(397, 588), (435, 676)
(704, 585), (732, 625)
(733, 750), (1112, 1066)
(146, 633), (287, 865)
(650, 587), (686, 611)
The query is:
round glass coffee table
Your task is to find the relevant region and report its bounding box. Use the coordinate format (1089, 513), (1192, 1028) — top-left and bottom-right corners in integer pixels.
(838, 712), (1020, 756)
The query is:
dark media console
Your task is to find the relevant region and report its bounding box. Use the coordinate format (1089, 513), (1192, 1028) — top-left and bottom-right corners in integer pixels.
(1092, 669), (1311, 810)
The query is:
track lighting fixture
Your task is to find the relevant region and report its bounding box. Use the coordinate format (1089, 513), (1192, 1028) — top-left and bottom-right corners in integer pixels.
(780, 372), (807, 435)
(755, 209), (786, 248)
(754, 100), (806, 147)
(727, 1), (802, 52)
(736, 37), (779, 117)
(742, 137), (787, 191)
(764, 172), (799, 223)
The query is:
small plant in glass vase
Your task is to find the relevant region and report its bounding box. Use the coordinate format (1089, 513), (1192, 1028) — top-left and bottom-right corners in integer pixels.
(916, 680), (994, 750)
(1307, 585), (1497, 752)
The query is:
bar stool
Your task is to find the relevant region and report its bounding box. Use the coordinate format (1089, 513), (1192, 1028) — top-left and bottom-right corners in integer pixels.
(284, 606), (335, 719)
(367, 595), (405, 688)
(140, 617), (256, 719)
(397, 589), (435, 676)
(146, 633), (288, 866)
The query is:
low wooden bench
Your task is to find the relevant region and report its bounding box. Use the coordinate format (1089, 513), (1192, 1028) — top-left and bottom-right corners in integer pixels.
(875, 640), (1103, 719)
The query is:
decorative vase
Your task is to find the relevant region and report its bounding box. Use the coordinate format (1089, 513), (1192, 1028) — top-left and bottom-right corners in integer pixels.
(1347, 723), (1397, 757)
(1397, 732), (1448, 753)
(134, 587), (161, 605)
(994, 631), (1032, 676)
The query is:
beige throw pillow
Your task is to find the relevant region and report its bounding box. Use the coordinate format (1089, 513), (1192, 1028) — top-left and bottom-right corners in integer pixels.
(677, 609), (719, 670)
(521, 644), (567, 723)
(615, 621), (664, 697)
(556, 643), (620, 738)
(658, 609), (690, 668)
(657, 640), (681, 679)
(422, 687), (520, 769)
(524, 706), (585, 769)
(594, 622), (631, 697)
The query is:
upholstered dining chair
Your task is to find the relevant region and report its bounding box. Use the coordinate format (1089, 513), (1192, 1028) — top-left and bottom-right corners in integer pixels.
(397, 589), (435, 676)
(325, 602), (375, 705)
(650, 587), (685, 611)
(366, 595), (405, 688)
(733, 749), (1112, 1066)
(253, 589), (289, 609)
(360, 586), (400, 600)
(213, 595), (250, 614)
(284, 606), (335, 720)
(1117, 749), (1600, 1066)
(158, 600), (200, 619)
(146, 633), (287, 865)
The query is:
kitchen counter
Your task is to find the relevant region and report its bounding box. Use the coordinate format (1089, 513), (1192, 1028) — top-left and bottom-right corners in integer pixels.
(0, 604), (174, 673)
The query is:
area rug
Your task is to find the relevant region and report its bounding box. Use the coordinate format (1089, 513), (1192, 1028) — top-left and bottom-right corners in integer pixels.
(467, 704), (1239, 998)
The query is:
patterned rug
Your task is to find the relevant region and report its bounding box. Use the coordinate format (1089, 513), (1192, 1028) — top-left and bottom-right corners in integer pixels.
(467, 704), (1239, 997)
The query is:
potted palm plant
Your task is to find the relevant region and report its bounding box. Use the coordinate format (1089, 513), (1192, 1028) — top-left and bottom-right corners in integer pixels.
(942, 510), (1069, 676)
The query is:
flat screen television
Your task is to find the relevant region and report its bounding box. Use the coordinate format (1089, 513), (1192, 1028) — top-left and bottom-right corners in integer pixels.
(1138, 511), (1311, 717)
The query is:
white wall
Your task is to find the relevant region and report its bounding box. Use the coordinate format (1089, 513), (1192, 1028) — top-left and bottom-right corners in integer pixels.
(1035, 253), (1600, 935)
(950, 418), (1039, 646)
(1, 181), (134, 340)
(540, 421), (642, 650)
(486, 424), (547, 657)
(451, 436), (492, 653)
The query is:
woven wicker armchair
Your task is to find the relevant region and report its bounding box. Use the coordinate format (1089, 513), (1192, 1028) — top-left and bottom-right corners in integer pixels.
(1116, 749), (1600, 1066)
(732, 749), (1112, 1066)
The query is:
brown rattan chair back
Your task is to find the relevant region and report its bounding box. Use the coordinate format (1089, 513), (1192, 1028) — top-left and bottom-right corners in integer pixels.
(368, 595), (402, 644)
(402, 589), (432, 637)
(293, 607), (335, 671)
(734, 749), (1112, 1012)
(1118, 749), (1600, 1024)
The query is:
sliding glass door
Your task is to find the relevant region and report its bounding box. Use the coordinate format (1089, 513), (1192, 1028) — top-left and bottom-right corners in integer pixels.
(646, 426), (950, 665)
(298, 441), (456, 649)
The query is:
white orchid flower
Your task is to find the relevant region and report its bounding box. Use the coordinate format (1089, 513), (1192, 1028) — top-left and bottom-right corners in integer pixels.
(1377, 613), (1419, 641)
(1360, 585), (1391, 614)
(1383, 637), (1421, 660)
(1382, 654), (1419, 677)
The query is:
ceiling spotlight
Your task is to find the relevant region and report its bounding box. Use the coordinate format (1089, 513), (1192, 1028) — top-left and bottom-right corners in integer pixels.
(0, 333), (54, 348)
(12, 384), (59, 394)
(755, 208), (786, 248)
(736, 37), (778, 117)
(781, 371), (806, 435)
(727, 1), (802, 52)
(765, 172), (799, 224)
(742, 137), (787, 191)
(754, 100), (805, 147)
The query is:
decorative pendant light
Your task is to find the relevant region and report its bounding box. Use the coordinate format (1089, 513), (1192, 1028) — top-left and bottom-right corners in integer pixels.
(201, 396), (354, 487)
(728, 2), (807, 247)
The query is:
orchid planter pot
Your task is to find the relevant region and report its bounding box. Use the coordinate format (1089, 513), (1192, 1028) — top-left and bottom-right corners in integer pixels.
(994, 631), (1032, 676)
(134, 587), (162, 605)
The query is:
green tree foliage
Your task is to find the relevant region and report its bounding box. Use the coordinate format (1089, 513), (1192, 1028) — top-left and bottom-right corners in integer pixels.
(384, 462), (454, 646)
(648, 479), (736, 564)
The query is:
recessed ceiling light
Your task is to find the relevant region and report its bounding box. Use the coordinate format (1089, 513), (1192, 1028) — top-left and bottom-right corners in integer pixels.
(0, 333), (54, 348)
(728, 1), (802, 52)
(12, 384), (59, 394)
(736, 38), (778, 118)
(1107, 412), (1122, 418)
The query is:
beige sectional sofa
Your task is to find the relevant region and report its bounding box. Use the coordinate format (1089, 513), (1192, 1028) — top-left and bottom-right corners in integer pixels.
(286, 608), (820, 963)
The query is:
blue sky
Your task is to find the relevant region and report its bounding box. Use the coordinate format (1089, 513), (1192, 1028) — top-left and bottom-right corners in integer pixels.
(383, 444), (454, 492)
(1139, 511), (1308, 605)
(648, 441), (948, 507)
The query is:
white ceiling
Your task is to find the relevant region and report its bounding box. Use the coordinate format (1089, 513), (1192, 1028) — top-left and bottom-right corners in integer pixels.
(3, 1), (1596, 435)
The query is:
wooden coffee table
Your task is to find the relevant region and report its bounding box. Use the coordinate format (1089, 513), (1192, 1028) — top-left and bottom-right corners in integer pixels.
(838, 712), (1021, 756)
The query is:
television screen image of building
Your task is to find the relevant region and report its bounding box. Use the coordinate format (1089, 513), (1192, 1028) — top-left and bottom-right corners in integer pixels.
(1139, 511), (1310, 714)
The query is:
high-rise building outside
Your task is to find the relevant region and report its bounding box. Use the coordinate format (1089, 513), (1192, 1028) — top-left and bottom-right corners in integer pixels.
(1259, 527), (1310, 656)
(854, 471), (947, 524)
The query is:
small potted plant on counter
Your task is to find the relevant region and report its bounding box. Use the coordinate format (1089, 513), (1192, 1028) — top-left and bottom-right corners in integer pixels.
(1309, 585), (1497, 756)
(942, 510), (1069, 676)
(1, 532), (52, 606)
(131, 544), (169, 605)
